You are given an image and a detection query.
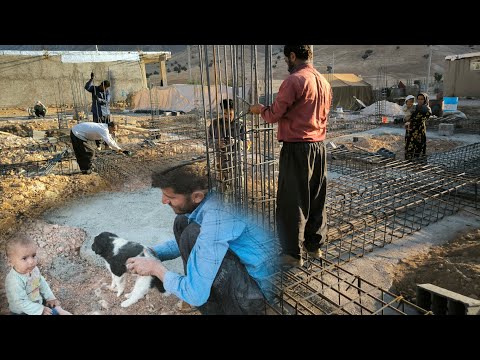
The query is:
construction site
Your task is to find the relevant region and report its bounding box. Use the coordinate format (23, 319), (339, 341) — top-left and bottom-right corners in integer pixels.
(0, 45), (479, 315)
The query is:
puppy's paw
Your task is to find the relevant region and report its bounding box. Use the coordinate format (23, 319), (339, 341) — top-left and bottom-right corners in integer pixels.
(124, 292), (131, 299)
(121, 299), (135, 308)
(116, 289), (124, 297)
(108, 285), (116, 292)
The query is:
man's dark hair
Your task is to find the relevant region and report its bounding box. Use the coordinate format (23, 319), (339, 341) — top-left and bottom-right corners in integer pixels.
(221, 98), (234, 110)
(151, 162), (208, 195)
(101, 80), (111, 88)
(283, 45), (313, 61)
(107, 121), (117, 128)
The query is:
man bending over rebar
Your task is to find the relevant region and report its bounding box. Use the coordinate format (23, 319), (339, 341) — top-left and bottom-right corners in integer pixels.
(125, 163), (277, 314)
(70, 121), (128, 174)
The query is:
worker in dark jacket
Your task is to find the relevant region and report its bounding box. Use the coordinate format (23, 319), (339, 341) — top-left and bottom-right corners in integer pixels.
(85, 72), (111, 124)
(33, 101), (47, 118)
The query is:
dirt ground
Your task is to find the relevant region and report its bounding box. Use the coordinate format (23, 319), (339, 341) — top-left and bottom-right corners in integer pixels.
(0, 218), (198, 315)
(335, 133), (462, 160)
(0, 157), (202, 315)
(391, 227), (480, 302)
(0, 114), (204, 315)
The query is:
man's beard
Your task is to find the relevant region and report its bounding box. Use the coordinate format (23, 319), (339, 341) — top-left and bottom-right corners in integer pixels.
(287, 59), (295, 73)
(171, 197), (196, 214)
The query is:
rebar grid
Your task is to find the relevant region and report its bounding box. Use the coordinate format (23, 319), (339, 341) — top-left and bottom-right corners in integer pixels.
(328, 146), (395, 175)
(374, 66), (388, 121)
(144, 109), (206, 142)
(326, 116), (380, 139)
(93, 152), (159, 188)
(146, 56), (200, 136)
(69, 70), (90, 121)
(197, 45), (277, 231)
(427, 142), (480, 178)
(92, 144), (206, 189)
(55, 81), (69, 129)
(1, 150), (78, 177)
(329, 143), (480, 179)
(426, 117), (480, 134)
(267, 257), (432, 315)
(0, 141), (61, 158)
(323, 160), (476, 264)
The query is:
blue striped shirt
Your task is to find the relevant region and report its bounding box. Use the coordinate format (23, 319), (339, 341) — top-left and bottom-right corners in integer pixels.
(153, 194), (277, 307)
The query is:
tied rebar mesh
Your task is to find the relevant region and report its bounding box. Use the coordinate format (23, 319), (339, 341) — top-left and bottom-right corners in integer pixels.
(374, 66), (387, 122)
(328, 143), (479, 210)
(0, 149), (77, 177)
(272, 142), (477, 314)
(427, 142), (480, 178)
(267, 257), (432, 315)
(146, 80), (204, 144)
(426, 116), (480, 134)
(329, 142), (480, 178)
(196, 45), (436, 315)
(326, 116), (379, 139)
(55, 80), (69, 129)
(324, 161), (475, 264)
(70, 70), (89, 122)
(197, 45), (278, 231)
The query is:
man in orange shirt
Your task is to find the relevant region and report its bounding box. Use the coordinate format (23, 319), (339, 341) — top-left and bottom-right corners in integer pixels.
(250, 45), (332, 267)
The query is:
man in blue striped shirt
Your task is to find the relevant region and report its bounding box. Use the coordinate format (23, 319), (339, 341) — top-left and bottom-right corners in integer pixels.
(126, 163), (277, 314)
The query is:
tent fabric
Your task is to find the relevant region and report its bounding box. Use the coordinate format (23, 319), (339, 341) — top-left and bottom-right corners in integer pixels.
(132, 84), (248, 113)
(321, 73), (374, 111)
(132, 74), (373, 113)
(265, 74), (374, 111)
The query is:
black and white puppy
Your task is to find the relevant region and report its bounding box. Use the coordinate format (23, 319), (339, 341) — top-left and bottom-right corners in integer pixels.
(92, 232), (165, 308)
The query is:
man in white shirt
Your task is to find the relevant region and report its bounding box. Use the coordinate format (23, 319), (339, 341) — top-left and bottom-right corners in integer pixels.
(70, 121), (125, 174)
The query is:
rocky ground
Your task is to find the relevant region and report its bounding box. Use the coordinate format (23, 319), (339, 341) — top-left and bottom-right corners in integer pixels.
(335, 133), (462, 159)
(0, 218), (198, 315)
(0, 114), (204, 315)
(391, 228), (480, 302)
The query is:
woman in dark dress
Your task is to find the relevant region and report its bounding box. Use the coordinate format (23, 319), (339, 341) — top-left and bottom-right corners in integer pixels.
(405, 92), (431, 160)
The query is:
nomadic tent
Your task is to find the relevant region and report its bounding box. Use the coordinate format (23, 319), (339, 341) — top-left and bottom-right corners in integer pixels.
(132, 84), (250, 113)
(132, 74), (373, 113)
(321, 73), (374, 111)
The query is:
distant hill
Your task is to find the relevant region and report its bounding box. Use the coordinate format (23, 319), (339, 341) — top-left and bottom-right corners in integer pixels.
(152, 45), (479, 88)
(2, 44), (478, 88)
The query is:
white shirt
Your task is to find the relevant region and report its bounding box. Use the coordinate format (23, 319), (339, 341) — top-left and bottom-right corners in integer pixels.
(72, 122), (121, 151)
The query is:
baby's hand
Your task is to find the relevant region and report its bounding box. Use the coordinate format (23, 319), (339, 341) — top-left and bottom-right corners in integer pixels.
(42, 306), (53, 315)
(46, 298), (60, 308)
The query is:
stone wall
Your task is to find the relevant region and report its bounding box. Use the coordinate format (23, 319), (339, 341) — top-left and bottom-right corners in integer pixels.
(0, 55), (145, 107)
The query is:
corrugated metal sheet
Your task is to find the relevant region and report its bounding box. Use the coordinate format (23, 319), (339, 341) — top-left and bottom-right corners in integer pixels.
(0, 50), (170, 63)
(445, 52), (480, 61)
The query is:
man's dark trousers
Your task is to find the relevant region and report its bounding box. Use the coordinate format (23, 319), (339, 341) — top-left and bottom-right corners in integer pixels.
(173, 215), (266, 315)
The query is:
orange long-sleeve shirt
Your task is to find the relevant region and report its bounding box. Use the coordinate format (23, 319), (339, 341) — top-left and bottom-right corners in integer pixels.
(260, 63), (332, 142)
